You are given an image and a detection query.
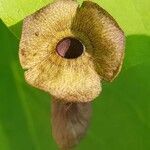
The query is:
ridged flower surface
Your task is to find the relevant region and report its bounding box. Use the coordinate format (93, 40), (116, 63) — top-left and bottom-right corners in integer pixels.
(19, 0), (125, 102)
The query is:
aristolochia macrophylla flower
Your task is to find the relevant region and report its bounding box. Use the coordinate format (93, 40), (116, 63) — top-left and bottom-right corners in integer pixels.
(19, 0), (125, 102)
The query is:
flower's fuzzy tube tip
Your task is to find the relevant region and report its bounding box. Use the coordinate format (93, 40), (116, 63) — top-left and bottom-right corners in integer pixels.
(51, 98), (92, 150)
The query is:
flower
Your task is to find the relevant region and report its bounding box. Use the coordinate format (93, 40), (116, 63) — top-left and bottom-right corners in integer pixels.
(19, 0), (125, 102)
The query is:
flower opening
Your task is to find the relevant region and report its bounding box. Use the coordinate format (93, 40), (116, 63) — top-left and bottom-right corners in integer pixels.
(56, 37), (84, 59)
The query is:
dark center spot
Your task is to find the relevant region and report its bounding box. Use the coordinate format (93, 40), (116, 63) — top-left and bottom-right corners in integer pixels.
(56, 37), (84, 59)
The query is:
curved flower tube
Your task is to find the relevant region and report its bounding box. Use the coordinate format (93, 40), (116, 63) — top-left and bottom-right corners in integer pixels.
(19, 0), (125, 149)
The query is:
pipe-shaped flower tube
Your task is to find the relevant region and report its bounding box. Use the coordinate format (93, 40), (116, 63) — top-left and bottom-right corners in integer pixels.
(19, 0), (125, 149)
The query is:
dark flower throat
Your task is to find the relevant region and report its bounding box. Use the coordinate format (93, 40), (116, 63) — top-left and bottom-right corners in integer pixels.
(56, 37), (84, 59)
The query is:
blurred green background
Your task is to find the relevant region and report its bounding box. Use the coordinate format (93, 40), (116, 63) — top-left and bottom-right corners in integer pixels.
(0, 0), (150, 150)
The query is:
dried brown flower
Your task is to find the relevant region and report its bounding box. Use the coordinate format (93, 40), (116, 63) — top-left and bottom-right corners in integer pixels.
(19, 0), (125, 149)
(19, 0), (125, 102)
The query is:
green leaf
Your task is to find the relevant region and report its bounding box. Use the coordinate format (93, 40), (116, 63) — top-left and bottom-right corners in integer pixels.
(0, 0), (150, 150)
(0, 0), (52, 26)
(0, 0), (53, 38)
(0, 20), (57, 150)
(95, 0), (150, 36)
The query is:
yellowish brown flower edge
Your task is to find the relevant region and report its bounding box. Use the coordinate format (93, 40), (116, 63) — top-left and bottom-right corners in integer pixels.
(19, 0), (125, 149)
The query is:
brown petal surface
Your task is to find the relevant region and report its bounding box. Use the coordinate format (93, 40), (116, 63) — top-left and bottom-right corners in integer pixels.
(19, 0), (103, 102)
(71, 1), (125, 81)
(25, 57), (101, 102)
(19, 0), (78, 69)
(19, 0), (125, 102)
